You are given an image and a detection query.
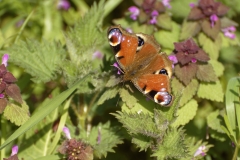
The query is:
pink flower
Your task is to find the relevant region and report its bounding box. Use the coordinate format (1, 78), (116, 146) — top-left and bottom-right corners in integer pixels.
(194, 145), (206, 157)
(128, 6), (140, 20)
(11, 145), (18, 156)
(92, 51), (103, 60)
(168, 54), (178, 68)
(113, 62), (121, 75)
(162, 0), (171, 9)
(189, 2), (195, 8)
(63, 126), (71, 139)
(210, 14), (218, 28)
(57, 0), (70, 10)
(2, 54), (9, 67)
(222, 26), (236, 39)
(149, 10), (159, 24)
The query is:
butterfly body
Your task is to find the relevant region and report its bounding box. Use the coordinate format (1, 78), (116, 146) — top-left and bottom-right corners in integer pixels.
(108, 25), (173, 106)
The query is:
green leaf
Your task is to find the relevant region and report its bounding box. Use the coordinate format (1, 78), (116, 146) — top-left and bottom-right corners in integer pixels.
(154, 21), (180, 50)
(6, 40), (66, 83)
(197, 33), (221, 60)
(132, 134), (152, 152)
(112, 111), (159, 138)
(196, 63), (218, 82)
(0, 74), (91, 150)
(66, 0), (105, 62)
(87, 121), (123, 158)
(180, 20), (201, 40)
(209, 60), (224, 77)
(172, 78), (199, 106)
(207, 110), (224, 133)
(225, 77), (240, 141)
(171, 0), (192, 19)
(3, 102), (30, 126)
(172, 99), (198, 127)
(197, 81), (224, 102)
(18, 90), (60, 159)
(119, 87), (138, 108)
(152, 127), (190, 159)
(103, 0), (123, 18)
(156, 13), (172, 30)
(97, 87), (119, 105)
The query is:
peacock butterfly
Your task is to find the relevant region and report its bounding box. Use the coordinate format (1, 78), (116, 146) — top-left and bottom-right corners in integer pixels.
(107, 25), (173, 106)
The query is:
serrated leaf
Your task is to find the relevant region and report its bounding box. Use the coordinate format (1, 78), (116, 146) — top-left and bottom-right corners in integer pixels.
(3, 102), (30, 126)
(87, 121), (123, 158)
(105, 75), (121, 87)
(156, 13), (172, 30)
(175, 63), (197, 86)
(171, 0), (192, 18)
(5, 84), (23, 104)
(97, 87), (119, 105)
(154, 21), (180, 50)
(66, 0), (105, 62)
(112, 111), (159, 138)
(172, 99), (198, 127)
(172, 78), (199, 106)
(196, 63), (217, 82)
(209, 60), (224, 77)
(207, 110), (224, 133)
(152, 127), (190, 159)
(7, 40), (66, 83)
(180, 20), (201, 40)
(198, 33), (221, 60)
(201, 19), (221, 40)
(119, 87), (138, 108)
(197, 81), (224, 102)
(132, 134), (152, 152)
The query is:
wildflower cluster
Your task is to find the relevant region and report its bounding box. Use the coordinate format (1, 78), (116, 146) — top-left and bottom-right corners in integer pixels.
(0, 54), (23, 114)
(128, 0), (171, 26)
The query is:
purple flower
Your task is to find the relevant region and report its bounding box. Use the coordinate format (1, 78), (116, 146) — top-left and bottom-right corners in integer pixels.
(63, 126), (71, 139)
(11, 145), (18, 156)
(57, 0), (70, 10)
(210, 14), (218, 28)
(2, 54), (9, 67)
(162, 0), (171, 9)
(194, 145), (206, 157)
(222, 26), (236, 39)
(113, 62), (121, 75)
(0, 94), (4, 98)
(92, 51), (103, 60)
(189, 2), (195, 8)
(128, 6), (140, 20)
(168, 55), (178, 68)
(191, 58), (197, 63)
(149, 10), (159, 24)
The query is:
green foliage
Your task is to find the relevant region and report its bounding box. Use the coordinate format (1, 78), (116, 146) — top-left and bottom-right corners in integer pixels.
(6, 40), (66, 83)
(3, 102), (30, 126)
(1, 0), (240, 159)
(87, 121), (123, 158)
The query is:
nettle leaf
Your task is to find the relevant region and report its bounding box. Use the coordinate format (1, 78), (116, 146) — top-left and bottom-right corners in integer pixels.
(66, 0), (105, 62)
(105, 75), (122, 87)
(152, 127), (190, 160)
(172, 99), (198, 127)
(5, 84), (23, 104)
(119, 87), (138, 108)
(156, 13), (172, 30)
(97, 87), (119, 105)
(209, 60), (224, 77)
(154, 21), (180, 50)
(132, 134), (153, 152)
(197, 80), (224, 102)
(87, 121), (123, 158)
(180, 20), (201, 40)
(196, 63), (218, 82)
(201, 19), (221, 40)
(154, 109), (171, 132)
(175, 63), (197, 86)
(112, 111), (159, 138)
(207, 110), (225, 133)
(3, 102), (30, 126)
(198, 32), (221, 60)
(7, 40), (66, 83)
